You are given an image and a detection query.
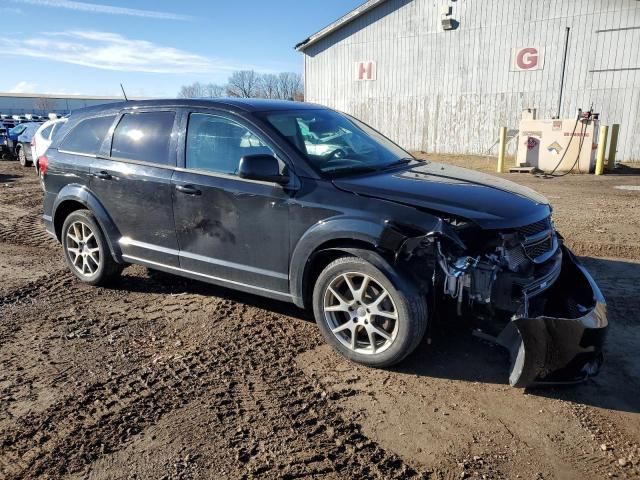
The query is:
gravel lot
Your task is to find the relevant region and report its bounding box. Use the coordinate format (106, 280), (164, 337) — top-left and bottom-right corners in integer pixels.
(1, 157), (639, 479)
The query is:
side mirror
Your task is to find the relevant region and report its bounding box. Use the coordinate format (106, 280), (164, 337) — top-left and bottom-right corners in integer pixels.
(238, 154), (289, 184)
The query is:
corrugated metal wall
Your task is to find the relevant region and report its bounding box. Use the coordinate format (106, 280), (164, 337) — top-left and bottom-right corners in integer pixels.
(303, 0), (640, 161)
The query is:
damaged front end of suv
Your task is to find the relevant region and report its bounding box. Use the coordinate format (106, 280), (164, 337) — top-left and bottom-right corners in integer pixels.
(379, 215), (607, 388)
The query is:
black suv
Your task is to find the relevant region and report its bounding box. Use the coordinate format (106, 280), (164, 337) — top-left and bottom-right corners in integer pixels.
(42, 99), (607, 387)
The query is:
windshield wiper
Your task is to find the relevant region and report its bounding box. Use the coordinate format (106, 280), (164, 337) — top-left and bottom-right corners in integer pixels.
(376, 157), (416, 171)
(322, 164), (380, 175)
(323, 158), (416, 176)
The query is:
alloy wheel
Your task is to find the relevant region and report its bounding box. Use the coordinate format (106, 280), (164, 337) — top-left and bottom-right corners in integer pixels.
(18, 148), (26, 166)
(65, 221), (101, 277)
(323, 272), (398, 355)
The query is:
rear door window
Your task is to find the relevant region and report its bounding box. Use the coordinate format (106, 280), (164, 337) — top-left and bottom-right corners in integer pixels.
(111, 111), (175, 165)
(60, 115), (116, 155)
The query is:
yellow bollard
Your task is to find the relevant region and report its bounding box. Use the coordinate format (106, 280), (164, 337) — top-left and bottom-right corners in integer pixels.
(607, 124), (620, 170)
(497, 126), (507, 173)
(595, 125), (609, 175)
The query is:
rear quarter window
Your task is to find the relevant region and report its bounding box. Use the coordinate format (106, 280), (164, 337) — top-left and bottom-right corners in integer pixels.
(50, 122), (65, 141)
(60, 115), (117, 156)
(110, 111), (175, 165)
(40, 124), (54, 139)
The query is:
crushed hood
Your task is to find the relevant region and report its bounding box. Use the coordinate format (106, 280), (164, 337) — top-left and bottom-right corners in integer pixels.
(333, 161), (551, 229)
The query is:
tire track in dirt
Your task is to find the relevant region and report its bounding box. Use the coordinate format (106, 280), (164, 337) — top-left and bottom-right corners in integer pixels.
(0, 164), (53, 250)
(0, 274), (425, 479)
(0, 188), (43, 209)
(0, 269), (71, 348)
(0, 207), (55, 248)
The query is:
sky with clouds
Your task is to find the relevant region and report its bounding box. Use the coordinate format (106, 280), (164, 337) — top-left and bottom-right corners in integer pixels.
(0, 0), (363, 97)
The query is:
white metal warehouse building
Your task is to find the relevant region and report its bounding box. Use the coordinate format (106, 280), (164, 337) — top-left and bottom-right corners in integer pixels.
(296, 0), (640, 161)
(0, 93), (127, 116)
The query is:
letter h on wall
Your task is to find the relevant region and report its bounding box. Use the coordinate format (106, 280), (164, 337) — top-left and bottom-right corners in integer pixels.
(355, 61), (376, 81)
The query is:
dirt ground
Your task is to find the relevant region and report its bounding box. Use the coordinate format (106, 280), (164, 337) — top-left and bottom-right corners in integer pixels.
(1, 156), (639, 479)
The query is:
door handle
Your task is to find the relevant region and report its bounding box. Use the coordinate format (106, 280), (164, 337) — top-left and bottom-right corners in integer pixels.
(94, 171), (112, 180)
(175, 184), (202, 196)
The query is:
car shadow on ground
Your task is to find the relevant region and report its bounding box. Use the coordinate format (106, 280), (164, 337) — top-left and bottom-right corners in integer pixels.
(396, 322), (511, 386)
(532, 257), (640, 414)
(112, 257), (640, 414)
(0, 173), (20, 184)
(113, 268), (312, 321)
(399, 256), (640, 414)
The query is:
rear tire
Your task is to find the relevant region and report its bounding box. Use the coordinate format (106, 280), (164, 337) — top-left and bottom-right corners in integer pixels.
(17, 146), (30, 167)
(312, 255), (428, 367)
(61, 209), (122, 286)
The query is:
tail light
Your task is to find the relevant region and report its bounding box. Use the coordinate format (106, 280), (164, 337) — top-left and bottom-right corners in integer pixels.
(38, 155), (48, 177)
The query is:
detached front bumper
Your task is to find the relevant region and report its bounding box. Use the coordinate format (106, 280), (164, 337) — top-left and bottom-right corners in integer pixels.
(496, 246), (607, 387)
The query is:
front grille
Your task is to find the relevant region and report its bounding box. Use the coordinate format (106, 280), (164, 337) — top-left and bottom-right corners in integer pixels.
(517, 218), (551, 237)
(524, 236), (554, 260)
(504, 216), (557, 265)
(519, 248), (563, 299)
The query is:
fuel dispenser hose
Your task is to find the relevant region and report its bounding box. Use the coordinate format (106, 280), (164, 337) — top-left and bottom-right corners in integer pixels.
(548, 119), (588, 178)
(535, 116), (583, 178)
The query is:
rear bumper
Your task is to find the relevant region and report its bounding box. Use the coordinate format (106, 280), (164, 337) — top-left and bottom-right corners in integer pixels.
(497, 246), (607, 387)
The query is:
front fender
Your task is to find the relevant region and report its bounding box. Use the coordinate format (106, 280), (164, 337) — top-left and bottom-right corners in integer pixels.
(53, 184), (123, 262)
(289, 217), (386, 307)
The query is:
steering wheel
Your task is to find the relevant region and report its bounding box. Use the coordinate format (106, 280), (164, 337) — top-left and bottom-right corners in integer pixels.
(326, 148), (350, 161)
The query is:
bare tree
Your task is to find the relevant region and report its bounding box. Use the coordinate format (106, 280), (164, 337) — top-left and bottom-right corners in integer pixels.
(259, 74), (279, 99)
(204, 83), (225, 98)
(178, 82), (206, 98)
(178, 71), (303, 100)
(226, 70), (261, 98)
(277, 72), (303, 100)
(179, 82), (225, 98)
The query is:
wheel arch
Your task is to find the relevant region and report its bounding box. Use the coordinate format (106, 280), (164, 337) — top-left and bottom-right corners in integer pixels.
(289, 218), (396, 308)
(53, 185), (123, 262)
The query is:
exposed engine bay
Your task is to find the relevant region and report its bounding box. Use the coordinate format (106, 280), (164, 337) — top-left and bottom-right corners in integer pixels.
(379, 216), (607, 387)
(435, 216), (561, 320)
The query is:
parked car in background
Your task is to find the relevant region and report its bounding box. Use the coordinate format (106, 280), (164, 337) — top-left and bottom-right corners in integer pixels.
(13, 122), (42, 166)
(0, 125), (10, 159)
(2, 119), (19, 130)
(41, 99), (607, 388)
(6, 123), (27, 157)
(8, 123), (28, 141)
(31, 118), (67, 175)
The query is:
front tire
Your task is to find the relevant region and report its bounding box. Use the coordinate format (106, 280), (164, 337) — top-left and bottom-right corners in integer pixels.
(312, 255), (428, 367)
(61, 210), (122, 286)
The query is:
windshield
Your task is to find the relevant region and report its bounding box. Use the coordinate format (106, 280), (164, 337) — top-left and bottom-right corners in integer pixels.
(260, 109), (414, 176)
(10, 125), (26, 135)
